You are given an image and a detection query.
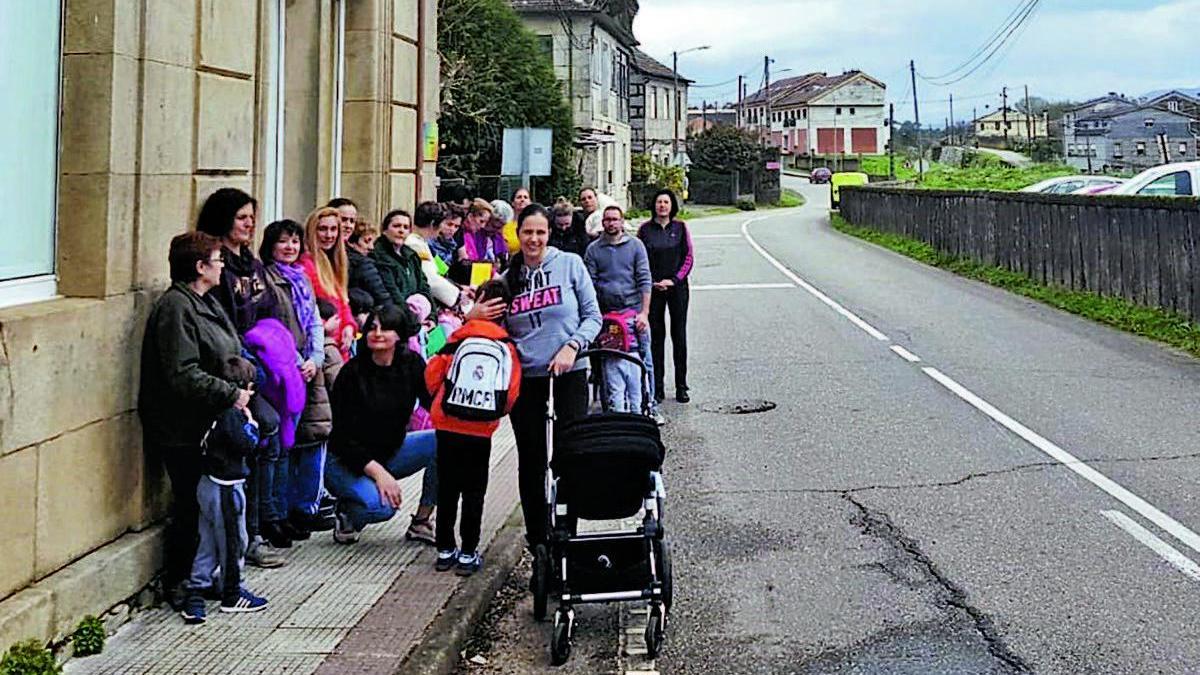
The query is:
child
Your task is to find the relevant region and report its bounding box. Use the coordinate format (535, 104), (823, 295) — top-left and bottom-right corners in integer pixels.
(182, 356), (270, 624)
(425, 279), (522, 576)
(598, 309), (644, 413)
(429, 205), (462, 268)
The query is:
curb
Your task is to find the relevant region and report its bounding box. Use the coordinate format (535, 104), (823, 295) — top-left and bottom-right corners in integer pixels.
(395, 507), (527, 675)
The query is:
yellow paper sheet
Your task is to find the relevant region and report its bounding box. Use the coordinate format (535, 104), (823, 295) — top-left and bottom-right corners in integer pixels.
(470, 262), (493, 287)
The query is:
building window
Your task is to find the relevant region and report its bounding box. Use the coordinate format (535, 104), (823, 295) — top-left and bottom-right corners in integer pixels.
(995, 122), (1001, 130)
(676, 90), (682, 121)
(1168, 100), (1180, 112)
(835, 107), (842, 115)
(849, 107), (856, 115)
(1136, 141), (1146, 156)
(1113, 142), (1123, 158)
(0, 1), (62, 306)
(1179, 142), (1188, 156)
(802, 108), (807, 119)
(536, 35), (553, 61)
(650, 86), (657, 118)
(1144, 118), (1155, 128)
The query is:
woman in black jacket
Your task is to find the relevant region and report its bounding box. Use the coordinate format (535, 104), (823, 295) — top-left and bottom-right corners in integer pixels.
(139, 231), (253, 608)
(324, 305), (438, 545)
(549, 198), (590, 257)
(346, 218), (392, 311)
(637, 189), (695, 404)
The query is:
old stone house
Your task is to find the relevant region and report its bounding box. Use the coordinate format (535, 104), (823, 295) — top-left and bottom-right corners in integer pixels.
(629, 48), (691, 166)
(0, 0), (437, 654)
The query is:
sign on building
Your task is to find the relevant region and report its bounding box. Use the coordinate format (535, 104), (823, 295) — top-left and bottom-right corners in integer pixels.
(501, 128), (553, 183)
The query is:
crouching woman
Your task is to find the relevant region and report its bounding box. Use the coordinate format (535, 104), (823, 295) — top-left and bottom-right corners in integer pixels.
(324, 305), (438, 544)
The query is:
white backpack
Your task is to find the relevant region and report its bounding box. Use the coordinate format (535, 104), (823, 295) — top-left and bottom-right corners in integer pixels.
(442, 337), (513, 421)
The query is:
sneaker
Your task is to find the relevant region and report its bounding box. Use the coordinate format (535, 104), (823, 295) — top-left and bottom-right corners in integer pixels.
(261, 521), (293, 549)
(220, 588), (269, 613)
(675, 389), (690, 404)
(455, 551), (483, 577)
(246, 538), (287, 568)
(435, 548), (459, 572)
(405, 515), (436, 546)
(180, 595), (206, 625)
(651, 411), (667, 426)
(333, 511), (360, 545)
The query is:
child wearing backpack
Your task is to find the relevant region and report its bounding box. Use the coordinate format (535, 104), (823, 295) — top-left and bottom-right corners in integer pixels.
(425, 279), (521, 575)
(597, 309), (645, 413)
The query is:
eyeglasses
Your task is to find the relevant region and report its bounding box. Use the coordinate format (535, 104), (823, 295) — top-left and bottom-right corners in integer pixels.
(204, 256), (224, 266)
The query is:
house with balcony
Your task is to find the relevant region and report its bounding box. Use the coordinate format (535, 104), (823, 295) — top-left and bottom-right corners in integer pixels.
(1069, 106), (1200, 172)
(629, 48), (690, 166)
(1062, 93), (1137, 170)
(511, 0), (636, 204)
(739, 70), (888, 157)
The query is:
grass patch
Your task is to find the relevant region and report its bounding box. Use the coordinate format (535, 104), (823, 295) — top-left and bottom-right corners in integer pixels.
(775, 188), (805, 208)
(859, 155), (918, 181)
(919, 163), (1077, 191)
(830, 214), (1200, 357)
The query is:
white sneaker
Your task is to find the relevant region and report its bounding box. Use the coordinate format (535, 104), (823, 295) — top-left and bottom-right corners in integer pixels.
(332, 511), (360, 544)
(652, 411), (667, 426)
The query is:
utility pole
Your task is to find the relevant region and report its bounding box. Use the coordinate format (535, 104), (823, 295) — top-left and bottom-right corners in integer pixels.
(949, 93), (955, 146)
(1002, 86), (1009, 147)
(702, 99), (707, 130)
(672, 50), (680, 162)
(736, 75), (743, 128)
(888, 103), (896, 180)
(763, 55), (771, 147)
(1024, 84), (1033, 143)
(909, 60), (924, 179)
(1086, 134), (1093, 174)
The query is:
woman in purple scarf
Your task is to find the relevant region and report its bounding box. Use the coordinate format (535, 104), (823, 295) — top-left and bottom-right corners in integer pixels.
(261, 220), (329, 540)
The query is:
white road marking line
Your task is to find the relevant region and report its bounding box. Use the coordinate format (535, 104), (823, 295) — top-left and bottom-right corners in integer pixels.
(692, 233), (743, 239)
(692, 283), (795, 291)
(889, 345), (922, 363)
(1102, 510), (1200, 582)
(741, 217), (890, 341)
(922, 365), (1200, 556)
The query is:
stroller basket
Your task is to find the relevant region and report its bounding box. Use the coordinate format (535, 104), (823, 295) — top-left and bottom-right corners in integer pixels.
(551, 412), (665, 521)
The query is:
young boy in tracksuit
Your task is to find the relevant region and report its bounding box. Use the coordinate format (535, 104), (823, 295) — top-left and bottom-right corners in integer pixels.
(425, 279), (522, 576)
(182, 356), (270, 624)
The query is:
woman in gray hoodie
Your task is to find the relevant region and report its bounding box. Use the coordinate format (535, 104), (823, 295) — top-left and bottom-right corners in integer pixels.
(470, 203), (601, 548)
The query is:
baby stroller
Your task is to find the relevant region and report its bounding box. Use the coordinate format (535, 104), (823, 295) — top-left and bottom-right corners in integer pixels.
(531, 349), (671, 665)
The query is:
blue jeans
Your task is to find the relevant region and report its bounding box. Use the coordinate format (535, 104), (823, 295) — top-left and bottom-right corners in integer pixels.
(288, 442), (326, 517)
(637, 327), (656, 411)
(324, 430), (438, 532)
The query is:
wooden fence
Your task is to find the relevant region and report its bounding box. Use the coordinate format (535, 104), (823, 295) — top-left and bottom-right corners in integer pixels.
(840, 186), (1200, 321)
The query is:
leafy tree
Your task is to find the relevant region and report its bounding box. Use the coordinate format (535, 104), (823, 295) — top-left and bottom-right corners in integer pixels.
(688, 125), (760, 174)
(437, 0), (579, 199)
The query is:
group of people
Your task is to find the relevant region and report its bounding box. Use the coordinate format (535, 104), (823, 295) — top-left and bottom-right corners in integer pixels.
(137, 184), (695, 625)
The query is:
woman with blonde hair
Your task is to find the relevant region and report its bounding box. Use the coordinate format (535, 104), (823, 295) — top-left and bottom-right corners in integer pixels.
(301, 206), (357, 361)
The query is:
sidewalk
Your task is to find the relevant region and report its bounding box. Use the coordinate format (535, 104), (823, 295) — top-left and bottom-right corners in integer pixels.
(65, 425), (520, 675)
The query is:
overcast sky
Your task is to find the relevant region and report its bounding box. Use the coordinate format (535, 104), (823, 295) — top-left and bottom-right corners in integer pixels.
(632, 0), (1200, 124)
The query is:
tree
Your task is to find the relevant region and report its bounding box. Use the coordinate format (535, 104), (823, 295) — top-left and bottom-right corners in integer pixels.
(688, 125), (760, 174)
(437, 0), (578, 199)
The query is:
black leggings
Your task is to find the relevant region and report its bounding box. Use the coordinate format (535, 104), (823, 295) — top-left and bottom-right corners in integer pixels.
(649, 282), (690, 394)
(154, 441), (202, 590)
(435, 431), (492, 554)
(508, 370), (589, 546)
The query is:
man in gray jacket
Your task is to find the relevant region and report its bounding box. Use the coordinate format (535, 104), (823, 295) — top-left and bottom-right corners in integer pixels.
(584, 205), (663, 423)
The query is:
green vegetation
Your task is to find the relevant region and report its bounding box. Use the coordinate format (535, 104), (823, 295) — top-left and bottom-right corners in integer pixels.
(859, 155), (917, 180)
(689, 126), (761, 174)
(631, 154), (686, 197)
(919, 162), (1076, 191)
(776, 188), (805, 208)
(71, 616), (105, 657)
(735, 199), (756, 211)
(831, 214), (1200, 357)
(0, 640), (61, 675)
(437, 0), (578, 197)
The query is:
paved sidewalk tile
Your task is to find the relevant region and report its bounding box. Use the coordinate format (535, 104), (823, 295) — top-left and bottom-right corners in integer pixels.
(66, 425), (519, 675)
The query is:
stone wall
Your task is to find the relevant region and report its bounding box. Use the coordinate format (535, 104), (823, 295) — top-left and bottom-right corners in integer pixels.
(0, 0), (436, 654)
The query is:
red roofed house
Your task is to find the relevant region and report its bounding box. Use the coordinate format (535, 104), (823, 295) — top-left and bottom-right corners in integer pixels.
(739, 70), (888, 157)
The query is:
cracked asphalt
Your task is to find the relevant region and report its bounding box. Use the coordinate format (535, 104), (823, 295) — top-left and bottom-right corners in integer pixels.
(655, 180), (1200, 673)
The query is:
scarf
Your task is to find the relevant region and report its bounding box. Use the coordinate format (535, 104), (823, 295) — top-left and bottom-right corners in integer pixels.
(275, 262), (318, 348)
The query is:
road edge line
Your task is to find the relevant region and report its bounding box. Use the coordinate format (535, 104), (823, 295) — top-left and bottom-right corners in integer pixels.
(1102, 510), (1200, 581)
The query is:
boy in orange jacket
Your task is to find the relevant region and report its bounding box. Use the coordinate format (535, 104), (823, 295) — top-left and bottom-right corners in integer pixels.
(426, 279), (522, 575)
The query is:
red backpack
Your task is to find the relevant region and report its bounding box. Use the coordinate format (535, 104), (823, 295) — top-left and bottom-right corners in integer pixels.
(597, 309), (637, 352)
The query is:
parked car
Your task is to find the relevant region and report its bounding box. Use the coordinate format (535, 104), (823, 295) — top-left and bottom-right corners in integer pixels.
(1109, 161), (1200, 197)
(830, 172), (868, 209)
(1071, 182), (1123, 195)
(810, 167), (832, 184)
(1020, 176), (1124, 194)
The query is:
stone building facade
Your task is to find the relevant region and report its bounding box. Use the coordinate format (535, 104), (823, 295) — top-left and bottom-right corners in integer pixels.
(0, 0), (437, 653)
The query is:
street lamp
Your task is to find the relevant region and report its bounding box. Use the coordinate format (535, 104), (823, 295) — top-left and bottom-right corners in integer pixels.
(672, 44), (710, 163)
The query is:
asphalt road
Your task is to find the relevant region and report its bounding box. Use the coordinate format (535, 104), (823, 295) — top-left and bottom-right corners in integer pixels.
(656, 177), (1200, 674)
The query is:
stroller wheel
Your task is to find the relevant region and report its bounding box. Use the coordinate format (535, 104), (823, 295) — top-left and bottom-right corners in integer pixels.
(644, 603), (665, 658)
(550, 607), (573, 665)
(656, 540), (674, 615)
(532, 544), (550, 622)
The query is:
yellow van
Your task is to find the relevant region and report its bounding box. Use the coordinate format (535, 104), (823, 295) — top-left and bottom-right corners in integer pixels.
(830, 172), (868, 209)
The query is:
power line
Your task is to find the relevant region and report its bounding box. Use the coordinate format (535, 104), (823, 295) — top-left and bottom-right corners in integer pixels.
(918, 0), (1036, 82)
(688, 64), (762, 89)
(919, 0), (1042, 87)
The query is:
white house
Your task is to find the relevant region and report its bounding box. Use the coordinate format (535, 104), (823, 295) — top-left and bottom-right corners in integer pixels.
(629, 48), (690, 166)
(740, 71), (888, 156)
(511, 0), (635, 205)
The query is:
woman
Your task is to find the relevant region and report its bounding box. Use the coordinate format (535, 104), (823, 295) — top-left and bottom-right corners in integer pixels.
(637, 189), (694, 404)
(325, 305), (439, 545)
(372, 209), (433, 307)
(511, 187), (532, 216)
(429, 204), (463, 267)
(471, 203), (601, 548)
(139, 231), (254, 607)
(492, 199), (519, 255)
(549, 198), (590, 257)
(328, 197), (359, 244)
(302, 206), (357, 362)
(260, 220), (328, 539)
(194, 188), (289, 566)
(346, 218), (392, 312)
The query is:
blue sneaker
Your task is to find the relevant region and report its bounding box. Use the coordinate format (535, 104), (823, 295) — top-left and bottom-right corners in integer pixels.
(220, 588), (269, 613)
(180, 595), (206, 624)
(455, 551), (482, 577)
(435, 548), (459, 572)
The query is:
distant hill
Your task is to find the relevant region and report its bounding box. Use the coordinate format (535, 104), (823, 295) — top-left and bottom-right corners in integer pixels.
(1140, 87), (1200, 101)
